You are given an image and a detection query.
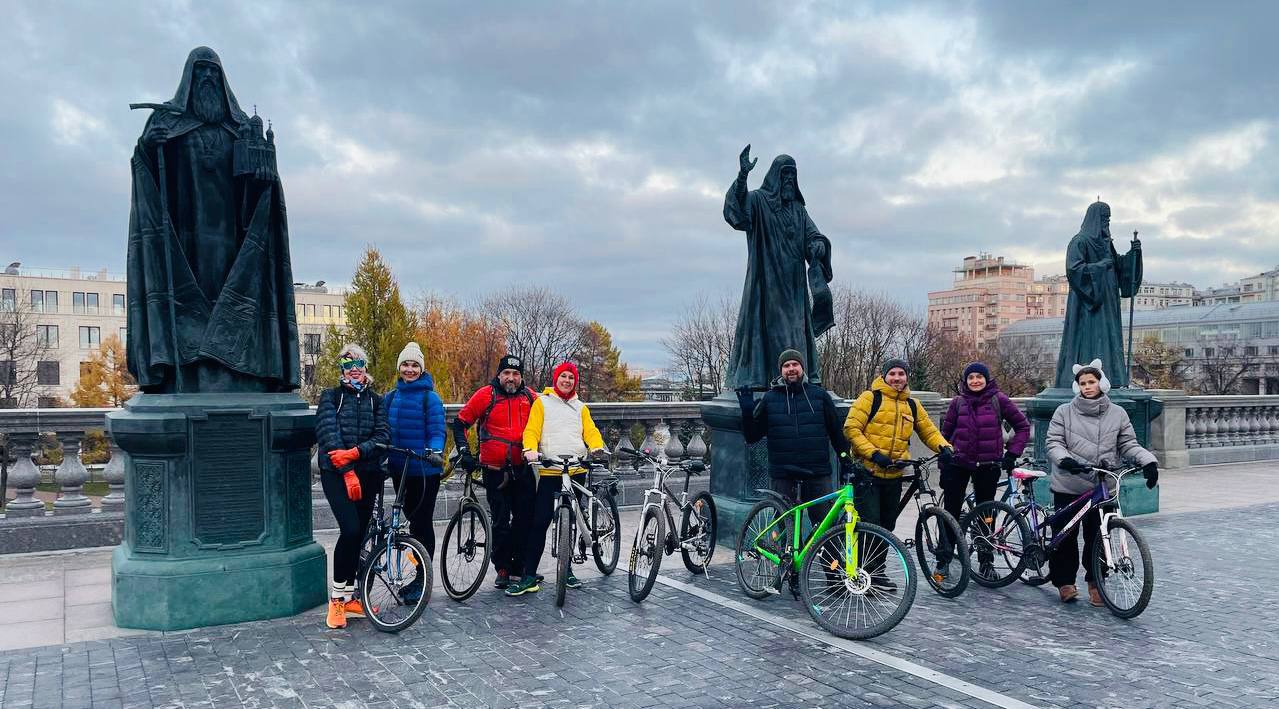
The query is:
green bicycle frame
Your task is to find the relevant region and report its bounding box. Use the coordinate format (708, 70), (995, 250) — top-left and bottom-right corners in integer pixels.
(751, 484), (861, 576)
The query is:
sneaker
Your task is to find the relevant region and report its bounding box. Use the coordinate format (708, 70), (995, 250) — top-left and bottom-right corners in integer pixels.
(978, 561), (995, 579)
(565, 571), (582, 590)
(398, 576), (424, 604)
(932, 565), (950, 585)
(325, 599), (346, 629)
(1059, 584), (1079, 603)
(493, 569), (512, 589)
(505, 575), (541, 597)
(1087, 583), (1104, 607)
(343, 598), (366, 618)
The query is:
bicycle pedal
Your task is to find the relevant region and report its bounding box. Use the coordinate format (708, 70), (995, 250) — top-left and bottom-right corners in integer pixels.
(903, 539), (915, 549)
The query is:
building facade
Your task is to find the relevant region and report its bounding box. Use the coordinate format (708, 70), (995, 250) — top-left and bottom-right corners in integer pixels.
(999, 302), (1279, 394)
(928, 254), (1035, 346)
(1196, 266), (1279, 305)
(0, 265), (345, 406)
(1130, 281), (1196, 310)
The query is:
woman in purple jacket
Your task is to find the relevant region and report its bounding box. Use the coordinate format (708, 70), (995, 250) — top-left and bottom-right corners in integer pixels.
(937, 362), (1031, 579)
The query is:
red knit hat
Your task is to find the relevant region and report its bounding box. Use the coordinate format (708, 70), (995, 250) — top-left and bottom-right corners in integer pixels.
(551, 361), (579, 400)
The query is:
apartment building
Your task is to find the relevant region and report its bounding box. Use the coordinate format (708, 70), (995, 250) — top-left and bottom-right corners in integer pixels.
(927, 254), (1035, 347)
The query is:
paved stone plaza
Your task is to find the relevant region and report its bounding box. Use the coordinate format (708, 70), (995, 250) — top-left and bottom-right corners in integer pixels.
(2, 462), (1277, 708)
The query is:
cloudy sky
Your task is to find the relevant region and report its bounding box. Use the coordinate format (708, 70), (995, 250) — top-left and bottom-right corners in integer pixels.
(4, 1), (1279, 370)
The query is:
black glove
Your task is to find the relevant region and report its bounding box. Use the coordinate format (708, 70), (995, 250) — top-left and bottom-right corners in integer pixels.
(1142, 461), (1159, 489)
(1058, 457), (1084, 474)
(870, 451), (893, 469)
(938, 446), (954, 466)
(1002, 452), (1018, 472)
(456, 448), (476, 470)
(425, 452), (445, 468)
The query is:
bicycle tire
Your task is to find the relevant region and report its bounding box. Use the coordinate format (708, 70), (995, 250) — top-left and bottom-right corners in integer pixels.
(628, 505), (665, 602)
(555, 505), (572, 608)
(964, 500), (1031, 588)
(915, 507), (970, 598)
(681, 492), (718, 575)
(1091, 517), (1154, 619)
(440, 502), (492, 601)
(735, 498), (786, 600)
(799, 522), (916, 640)
(592, 492), (622, 575)
(359, 534), (432, 633)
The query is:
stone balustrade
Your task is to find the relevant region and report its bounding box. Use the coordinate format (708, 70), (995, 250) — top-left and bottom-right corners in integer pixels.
(1183, 395), (1279, 465)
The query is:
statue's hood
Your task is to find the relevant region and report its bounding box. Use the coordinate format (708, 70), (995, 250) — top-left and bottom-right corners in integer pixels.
(168, 46), (249, 124)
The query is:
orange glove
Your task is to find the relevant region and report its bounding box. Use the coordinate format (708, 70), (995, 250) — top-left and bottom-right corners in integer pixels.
(328, 447), (360, 469)
(343, 470), (362, 501)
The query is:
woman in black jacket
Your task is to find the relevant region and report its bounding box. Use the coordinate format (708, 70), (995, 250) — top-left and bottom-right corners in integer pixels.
(315, 343), (389, 629)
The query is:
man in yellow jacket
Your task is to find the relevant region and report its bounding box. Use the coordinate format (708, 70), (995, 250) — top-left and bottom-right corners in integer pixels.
(844, 358), (953, 587)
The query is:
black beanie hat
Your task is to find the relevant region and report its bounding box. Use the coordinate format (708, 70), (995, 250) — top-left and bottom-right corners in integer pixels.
(962, 362), (991, 381)
(881, 358), (909, 377)
(497, 354), (524, 376)
(778, 348), (805, 370)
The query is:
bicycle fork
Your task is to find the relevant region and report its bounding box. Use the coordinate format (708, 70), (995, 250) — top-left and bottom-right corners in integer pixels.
(842, 501), (860, 577)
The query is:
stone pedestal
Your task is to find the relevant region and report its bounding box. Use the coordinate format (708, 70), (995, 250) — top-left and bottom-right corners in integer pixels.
(1025, 387), (1165, 515)
(701, 392), (850, 546)
(107, 393), (326, 630)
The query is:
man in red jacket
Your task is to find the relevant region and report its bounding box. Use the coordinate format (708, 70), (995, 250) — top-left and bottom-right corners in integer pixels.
(452, 355), (538, 589)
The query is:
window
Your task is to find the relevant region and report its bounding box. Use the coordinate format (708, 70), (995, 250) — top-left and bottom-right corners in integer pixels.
(303, 333), (321, 355)
(1204, 347), (1215, 358)
(73, 292), (99, 314)
(1184, 349), (1194, 358)
(80, 361), (93, 378)
(43, 291), (57, 312)
(119, 327), (127, 343)
(303, 364), (315, 385)
(1270, 346), (1279, 356)
(79, 326), (100, 348)
(36, 325), (58, 348)
(0, 360), (14, 385)
(30, 290), (43, 311)
(112, 294), (125, 315)
(0, 288), (13, 312)
(36, 361), (59, 385)
(1246, 346), (1259, 356)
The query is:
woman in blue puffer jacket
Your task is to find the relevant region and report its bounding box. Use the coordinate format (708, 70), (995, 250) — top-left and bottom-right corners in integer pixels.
(385, 342), (447, 603)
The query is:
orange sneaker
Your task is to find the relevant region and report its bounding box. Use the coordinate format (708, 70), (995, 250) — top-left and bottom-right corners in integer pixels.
(344, 598), (366, 618)
(326, 598), (347, 629)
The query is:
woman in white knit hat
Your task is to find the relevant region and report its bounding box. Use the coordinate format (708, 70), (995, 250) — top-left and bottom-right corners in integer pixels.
(383, 341), (447, 604)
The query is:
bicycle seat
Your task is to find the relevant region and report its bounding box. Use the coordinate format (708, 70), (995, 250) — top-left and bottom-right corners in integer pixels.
(1011, 468), (1047, 481)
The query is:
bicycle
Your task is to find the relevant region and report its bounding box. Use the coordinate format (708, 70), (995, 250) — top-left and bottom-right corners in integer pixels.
(890, 456), (970, 598)
(734, 465), (916, 640)
(438, 457), (492, 601)
(358, 443), (437, 633)
(543, 454), (622, 608)
(625, 448), (717, 603)
(964, 462), (1155, 618)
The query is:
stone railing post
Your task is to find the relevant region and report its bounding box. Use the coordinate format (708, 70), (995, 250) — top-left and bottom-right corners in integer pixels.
(4, 431), (44, 517)
(686, 423), (708, 461)
(662, 419), (685, 462)
(53, 430), (92, 515)
(638, 420), (658, 473)
(101, 438), (126, 512)
(1145, 390), (1188, 469)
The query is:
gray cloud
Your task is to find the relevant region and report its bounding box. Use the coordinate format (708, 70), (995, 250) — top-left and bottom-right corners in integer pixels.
(3, 1), (1278, 371)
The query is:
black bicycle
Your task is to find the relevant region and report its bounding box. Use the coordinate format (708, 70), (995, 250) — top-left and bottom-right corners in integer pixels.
(626, 448), (717, 603)
(890, 456), (971, 598)
(438, 457), (492, 601)
(359, 443), (436, 633)
(543, 454), (621, 607)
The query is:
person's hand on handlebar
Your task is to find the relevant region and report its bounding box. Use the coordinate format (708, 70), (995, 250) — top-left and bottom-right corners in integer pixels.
(1058, 457), (1085, 474)
(425, 452), (445, 468)
(588, 448), (611, 464)
(870, 451), (893, 468)
(455, 446), (476, 470)
(523, 449), (540, 464)
(938, 446), (954, 467)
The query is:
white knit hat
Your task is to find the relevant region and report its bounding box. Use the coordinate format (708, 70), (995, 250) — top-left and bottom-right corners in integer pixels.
(1071, 358), (1111, 395)
(397, 342), (425, 368)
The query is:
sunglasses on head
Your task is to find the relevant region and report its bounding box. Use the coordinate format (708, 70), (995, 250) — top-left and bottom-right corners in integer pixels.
(339, 358), (366, 371)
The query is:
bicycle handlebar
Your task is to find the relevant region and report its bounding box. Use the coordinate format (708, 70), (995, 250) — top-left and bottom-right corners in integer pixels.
(374, 443), (444, 461)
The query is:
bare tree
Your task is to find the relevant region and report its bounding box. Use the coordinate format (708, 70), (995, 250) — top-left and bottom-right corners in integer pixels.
(818, 287), (919, 398)
(1195, 335), (1268, 394)
(1132, 333), (1191, 390)
(0, 287), (55, 408)
(983, 336), (1054, 397)
(661, 293), (737, 400)
(481, 286), (584, 390)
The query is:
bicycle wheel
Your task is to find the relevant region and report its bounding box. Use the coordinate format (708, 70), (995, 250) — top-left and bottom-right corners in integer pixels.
(554, 505), (572, 608)
(591, 492), (622, 575)
(359, 534), (432, 633)
(1091, 517), (1154, 619)
(799, 522), (916, 640)
(735, 498), (786, 600)
(628, 505), (665, 602)
(915, 507), (970, 598)
(440, 502), (491, 601)
(964, 500), (1031, 588)
(680, 492), (718, 574)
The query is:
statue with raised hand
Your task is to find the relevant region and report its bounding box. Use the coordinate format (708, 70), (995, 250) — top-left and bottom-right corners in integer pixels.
(723, 144), (834, 390)
(126, 46), (299, 393)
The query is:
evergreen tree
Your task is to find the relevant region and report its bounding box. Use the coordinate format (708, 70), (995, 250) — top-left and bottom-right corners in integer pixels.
(574, 321), (642, 402)
(327, 247), (418, 392)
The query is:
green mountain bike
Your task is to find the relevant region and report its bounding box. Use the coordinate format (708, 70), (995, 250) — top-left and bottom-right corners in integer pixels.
(734, 465), (916, 640)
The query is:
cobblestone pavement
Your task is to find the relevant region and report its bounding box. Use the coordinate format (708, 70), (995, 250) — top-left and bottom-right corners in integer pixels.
(2, 501), (1277, 708)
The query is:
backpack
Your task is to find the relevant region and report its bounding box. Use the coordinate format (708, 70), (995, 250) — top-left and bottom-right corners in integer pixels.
(867, 389), (918, 423)
(476, 385), (536, 446)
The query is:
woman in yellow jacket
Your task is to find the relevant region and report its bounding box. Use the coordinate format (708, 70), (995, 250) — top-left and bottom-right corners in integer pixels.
(844, 359), (953, 586)
(508, 361), (610, 597)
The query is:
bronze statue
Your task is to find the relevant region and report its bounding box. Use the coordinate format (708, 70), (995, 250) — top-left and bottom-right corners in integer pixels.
(126, 46), (300, 393)
(723, 145), (834, 389)
(1054, 201), (1142, 388)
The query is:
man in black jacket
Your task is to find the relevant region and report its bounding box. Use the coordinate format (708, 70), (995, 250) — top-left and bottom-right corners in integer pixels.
(736, 348), (854, 527)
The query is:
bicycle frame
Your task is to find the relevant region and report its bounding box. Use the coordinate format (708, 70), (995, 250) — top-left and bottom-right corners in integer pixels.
(1020, 467), (1136, 573)
(638, 456), (700, 540)
(750, 484), (860, 576)
(893, 457), (942, 517)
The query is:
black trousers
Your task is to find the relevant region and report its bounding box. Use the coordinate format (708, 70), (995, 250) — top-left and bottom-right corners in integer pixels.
(937, 462), (1002, 565)
(321, 469), (381, 586)
(1049, 491), (1110, 587)
(522, 474), (587, 579)
(853, 478), (903, 574)
(391, 472), (443, 560)
(483, 465), (535, 576)
(770, 476), (835, 532)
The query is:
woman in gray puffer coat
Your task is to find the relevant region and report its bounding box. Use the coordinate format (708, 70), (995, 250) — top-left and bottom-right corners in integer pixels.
(1045, 360), (1158, 606)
